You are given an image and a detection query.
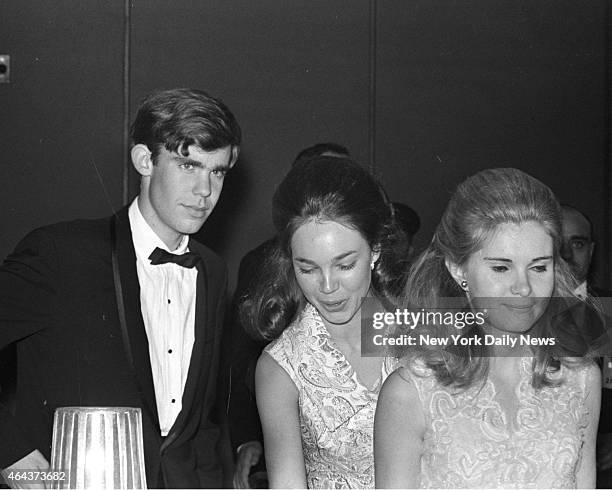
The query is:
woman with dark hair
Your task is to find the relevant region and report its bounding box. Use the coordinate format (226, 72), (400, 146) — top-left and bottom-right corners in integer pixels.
(239, 156), (407, 488)
(374, 168), (601, 488)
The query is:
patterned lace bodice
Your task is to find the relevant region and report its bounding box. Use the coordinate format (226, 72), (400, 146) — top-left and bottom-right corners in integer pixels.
(400, 358), (593, 488)
(265, 304), (397, 489)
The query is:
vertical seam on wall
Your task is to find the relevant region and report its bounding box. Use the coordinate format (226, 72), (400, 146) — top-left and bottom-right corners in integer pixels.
(122, 0), (131, 205)
(605, 1), (611, 288)
(369, 0), (377, 167)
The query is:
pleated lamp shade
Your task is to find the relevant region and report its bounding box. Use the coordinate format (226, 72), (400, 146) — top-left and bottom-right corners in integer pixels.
(50, 407), (147, 489)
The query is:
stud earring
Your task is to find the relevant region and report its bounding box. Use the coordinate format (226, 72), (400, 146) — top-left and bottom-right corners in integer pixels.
(460, 280), (469, 291)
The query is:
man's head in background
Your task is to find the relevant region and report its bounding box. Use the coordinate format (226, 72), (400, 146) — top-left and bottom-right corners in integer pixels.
(561, 204), (594, 284)
(292, 142), (350, 166)
(392, 202), (420, 256)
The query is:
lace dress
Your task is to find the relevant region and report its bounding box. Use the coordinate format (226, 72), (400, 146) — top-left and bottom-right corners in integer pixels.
(400, 358), (594, 488)
(265, 303), (397, 489)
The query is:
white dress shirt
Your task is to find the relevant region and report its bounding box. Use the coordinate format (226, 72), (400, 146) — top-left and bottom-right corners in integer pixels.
(575, 280), (587, 300)
(129, 198), (198, 435)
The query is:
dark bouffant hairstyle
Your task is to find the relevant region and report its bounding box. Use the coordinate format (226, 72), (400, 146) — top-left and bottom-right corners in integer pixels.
(239, 156), (409, 341)
(130, 87), (241, 165)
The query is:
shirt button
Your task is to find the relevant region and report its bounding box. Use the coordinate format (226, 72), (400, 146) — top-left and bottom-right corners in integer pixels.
(168, 349), (173, 354)
(171, 399), (176, 403)
(167, 299), (171, 304)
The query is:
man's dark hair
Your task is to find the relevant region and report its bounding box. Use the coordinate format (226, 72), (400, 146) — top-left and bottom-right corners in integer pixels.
(292, 142), (349, 167)
(130, 87), (241, 165)
(392, 202), (421, 237)
(562, 204), (594, 241)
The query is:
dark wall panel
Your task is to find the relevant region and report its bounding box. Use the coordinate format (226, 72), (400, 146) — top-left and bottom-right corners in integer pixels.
(130, 0), (371, 289)
(376, 0), (608, 285)
(0, 1), (125, 261)
(2, 1), (609, 290)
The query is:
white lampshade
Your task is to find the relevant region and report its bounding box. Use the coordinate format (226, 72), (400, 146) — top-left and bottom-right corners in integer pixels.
(50, 407), (147, 489)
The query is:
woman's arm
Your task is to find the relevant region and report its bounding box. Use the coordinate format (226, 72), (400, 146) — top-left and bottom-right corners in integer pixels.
(255, 352), (306, 488)
(576, 362), (602, 489)
(374, 368), (425, 488)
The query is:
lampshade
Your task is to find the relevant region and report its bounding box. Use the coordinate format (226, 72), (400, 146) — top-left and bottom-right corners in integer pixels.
(50, 407), (147, 489)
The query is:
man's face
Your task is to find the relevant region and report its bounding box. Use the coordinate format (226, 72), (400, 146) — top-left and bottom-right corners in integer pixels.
(561, 208), (594, 283)
(136, 144), (234, 249)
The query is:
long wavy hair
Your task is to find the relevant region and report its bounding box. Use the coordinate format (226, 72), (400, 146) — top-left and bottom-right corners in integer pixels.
(401, 167), (586, 389)
(239, 156), (409, 341)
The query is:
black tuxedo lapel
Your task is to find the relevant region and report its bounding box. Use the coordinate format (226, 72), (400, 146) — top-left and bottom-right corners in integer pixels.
(111, 209), (160, 432)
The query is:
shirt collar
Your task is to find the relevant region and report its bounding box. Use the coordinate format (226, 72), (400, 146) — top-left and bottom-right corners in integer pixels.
(128, 198), (190, 261)
(574, 281), (588, 300)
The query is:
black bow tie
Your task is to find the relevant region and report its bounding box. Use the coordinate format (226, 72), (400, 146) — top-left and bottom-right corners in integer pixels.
(148, 247), (201, 268)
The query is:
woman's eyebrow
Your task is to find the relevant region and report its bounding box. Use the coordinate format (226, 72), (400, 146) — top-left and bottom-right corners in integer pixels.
(293, 251), (357, 263)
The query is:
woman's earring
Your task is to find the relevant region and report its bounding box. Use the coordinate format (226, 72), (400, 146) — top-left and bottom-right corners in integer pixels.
(460, 280), (469, 291)
(370, 260), (376, 270)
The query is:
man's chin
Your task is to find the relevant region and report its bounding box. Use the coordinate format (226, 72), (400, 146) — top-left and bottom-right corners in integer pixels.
(180, 218), (209, 235)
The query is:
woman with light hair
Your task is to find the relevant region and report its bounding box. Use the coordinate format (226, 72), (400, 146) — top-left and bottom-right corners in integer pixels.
(375, 168), (601, 488)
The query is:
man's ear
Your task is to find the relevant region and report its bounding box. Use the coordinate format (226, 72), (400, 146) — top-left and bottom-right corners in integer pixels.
(445, 258), (467, 287)
(131, 144), (153, 177)
(229, 146), (240, 168)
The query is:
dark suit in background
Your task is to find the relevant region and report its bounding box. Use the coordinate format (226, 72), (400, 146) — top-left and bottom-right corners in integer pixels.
(591, 286), (612, 488)
(228, 239), (274, 453)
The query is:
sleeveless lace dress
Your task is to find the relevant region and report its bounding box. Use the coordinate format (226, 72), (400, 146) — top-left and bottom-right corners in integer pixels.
(399, 358), (594, 488)
(265, 303), (397, 488)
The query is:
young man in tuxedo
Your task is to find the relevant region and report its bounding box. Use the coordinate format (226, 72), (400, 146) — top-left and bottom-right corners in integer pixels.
(0, 88), (241, 488)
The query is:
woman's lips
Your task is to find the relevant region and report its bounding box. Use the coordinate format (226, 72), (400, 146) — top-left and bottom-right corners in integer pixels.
(319, 299), (347, 312)
(503, 303), (536, 312)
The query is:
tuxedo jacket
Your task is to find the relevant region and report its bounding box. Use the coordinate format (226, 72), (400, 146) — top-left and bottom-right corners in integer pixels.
(0, 206), (228, 488)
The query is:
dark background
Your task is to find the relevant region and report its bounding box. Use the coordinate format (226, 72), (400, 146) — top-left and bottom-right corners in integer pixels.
(1, 0), (610, 290)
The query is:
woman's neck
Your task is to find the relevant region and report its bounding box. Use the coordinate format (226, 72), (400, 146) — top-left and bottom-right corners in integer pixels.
(324, 313), (363, 349)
